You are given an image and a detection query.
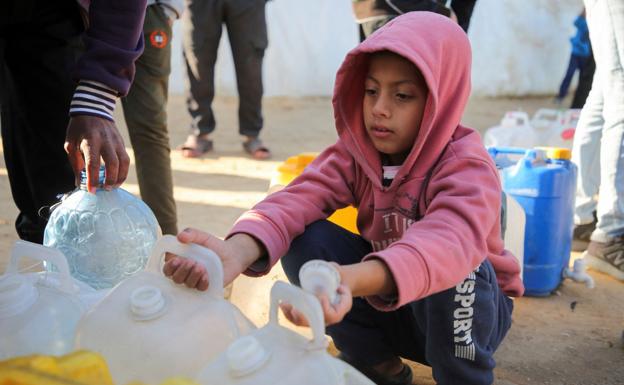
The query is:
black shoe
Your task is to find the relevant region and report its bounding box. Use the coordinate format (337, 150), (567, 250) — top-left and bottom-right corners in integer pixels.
(585, 238), (624, 281)
(572, 211), (597, 252)
(337, 353), (413, 385)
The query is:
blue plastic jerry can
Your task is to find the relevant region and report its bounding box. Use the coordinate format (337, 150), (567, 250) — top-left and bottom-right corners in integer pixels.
(495, 147), (577, 296)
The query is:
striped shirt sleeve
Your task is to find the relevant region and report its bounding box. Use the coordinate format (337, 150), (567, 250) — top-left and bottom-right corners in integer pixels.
(69, 80), (119, 121)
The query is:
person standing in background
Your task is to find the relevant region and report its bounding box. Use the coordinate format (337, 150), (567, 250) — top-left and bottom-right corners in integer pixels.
(121, 0), (183, 235)
(352, 0), (477, 41)
(449, 0), (477, 32)
(571, 48), (595, 109)
(177, 0), (271, 160)
(555, 9), (591, 105)
(0, 0), (146, 243)
(571, 0), (624, 281)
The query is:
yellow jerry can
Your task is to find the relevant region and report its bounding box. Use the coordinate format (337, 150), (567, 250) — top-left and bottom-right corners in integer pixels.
(268, 153), (359, 234)
(0, 350), (114, 385)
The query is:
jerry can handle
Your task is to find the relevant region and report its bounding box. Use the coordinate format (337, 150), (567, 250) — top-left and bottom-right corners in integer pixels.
(487, 146), (549, 160)
(147, 235), (224, 298)
(487, 146), (529, 158)
(269, 281), (327, 350)
(6, 240), (75, 293)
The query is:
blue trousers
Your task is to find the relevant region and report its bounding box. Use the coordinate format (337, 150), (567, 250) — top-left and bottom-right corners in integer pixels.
(282, 220), (514, 385)
(558, 54), (588, 100)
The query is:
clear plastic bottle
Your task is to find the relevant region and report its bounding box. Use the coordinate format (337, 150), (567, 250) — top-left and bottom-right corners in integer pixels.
(43, 166), (160, 289)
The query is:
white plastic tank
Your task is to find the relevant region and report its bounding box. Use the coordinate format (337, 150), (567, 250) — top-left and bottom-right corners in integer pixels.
(531, 108), (567, 149)
(552, 108), (581, 149)
(483, 111), (539, 149)
(502, 193), (525, 278)
(0, 241), (88, 359)
(74, 235), (255, 384)
(487, 147), (527, 278)
(196, 281), (374, 385)
(484, 109), (580, 150)
(531, 108), (563, 132)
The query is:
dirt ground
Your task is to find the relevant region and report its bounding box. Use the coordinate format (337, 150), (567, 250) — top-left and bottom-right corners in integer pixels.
(0, 94), (622, 384)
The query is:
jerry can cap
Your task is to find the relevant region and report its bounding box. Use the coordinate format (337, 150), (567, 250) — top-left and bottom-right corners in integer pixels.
(299, 260), (341, 305)
(535, 147), (571, 160)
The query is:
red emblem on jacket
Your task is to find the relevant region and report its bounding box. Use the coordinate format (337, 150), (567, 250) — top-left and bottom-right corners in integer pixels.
(149, 30), (168, 48)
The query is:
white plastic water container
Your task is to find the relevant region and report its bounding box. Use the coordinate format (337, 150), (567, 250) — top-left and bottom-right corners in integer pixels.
(555, 108), (581, 149)
(531, 108), (563, 132)
(483, 111), (538, 149)
(502, 193), (525, 278)
(488, 147), (527, 278)
(74, 235), (255, 384)
(484, 109), (580, 150)
(196, 281), (374, 385)
(531, 108), (566, 149)
(0, 241), (89, 359)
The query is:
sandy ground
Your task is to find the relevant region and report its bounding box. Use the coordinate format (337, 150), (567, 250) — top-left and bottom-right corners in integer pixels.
(0, 94), (622, 384)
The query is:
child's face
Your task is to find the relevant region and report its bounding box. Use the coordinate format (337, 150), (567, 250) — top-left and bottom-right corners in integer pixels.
(363, 52), (428, 165)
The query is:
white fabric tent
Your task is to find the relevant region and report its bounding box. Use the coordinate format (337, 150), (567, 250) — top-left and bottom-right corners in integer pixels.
(169, 0), (584, 97)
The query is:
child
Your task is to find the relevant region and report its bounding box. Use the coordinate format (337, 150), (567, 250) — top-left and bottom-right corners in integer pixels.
(165, 12), (524, 385)
(555, 9), (591, 104)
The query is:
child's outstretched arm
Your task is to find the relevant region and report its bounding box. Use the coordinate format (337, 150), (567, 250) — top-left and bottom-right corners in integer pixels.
(282, 259), (397, 326)
(163, 228), (266, 290)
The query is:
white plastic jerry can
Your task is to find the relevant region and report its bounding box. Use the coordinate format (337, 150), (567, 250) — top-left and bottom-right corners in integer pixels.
(502, 193), (525, 278)
(483, 111), (538, 149)
(0, 240), (90, 359)
(74, 235), (256, 385)
(531, 108), (570, 149)
(196, 281), (375, 385)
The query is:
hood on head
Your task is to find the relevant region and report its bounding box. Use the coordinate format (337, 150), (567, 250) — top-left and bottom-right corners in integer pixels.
(332, 12), (472, 185)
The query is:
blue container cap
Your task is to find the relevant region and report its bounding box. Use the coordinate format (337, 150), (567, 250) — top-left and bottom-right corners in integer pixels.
(79, 165), (106, 189)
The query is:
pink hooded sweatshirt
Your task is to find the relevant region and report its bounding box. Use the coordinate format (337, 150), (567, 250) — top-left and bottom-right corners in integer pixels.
(229, 12), (525, 310)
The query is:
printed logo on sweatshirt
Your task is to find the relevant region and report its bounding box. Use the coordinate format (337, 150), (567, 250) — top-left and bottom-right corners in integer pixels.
(370, 212), (414, 251)
(150, 30), (169, 48)
(369, 186), (425, 251)
(394, 191), (423, 221)
(453, 267), (479, 361)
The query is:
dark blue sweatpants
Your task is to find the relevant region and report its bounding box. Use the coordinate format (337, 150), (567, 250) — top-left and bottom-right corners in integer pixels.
(281, 220), (514, 385)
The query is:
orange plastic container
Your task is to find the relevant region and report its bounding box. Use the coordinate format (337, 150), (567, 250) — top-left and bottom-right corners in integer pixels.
(0, 351), (201, 385)
(0, 351), (114, 385)
(269, 153), (359, 234)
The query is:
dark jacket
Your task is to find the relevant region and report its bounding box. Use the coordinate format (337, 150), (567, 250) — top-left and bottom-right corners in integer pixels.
(0, 0), (147, 96)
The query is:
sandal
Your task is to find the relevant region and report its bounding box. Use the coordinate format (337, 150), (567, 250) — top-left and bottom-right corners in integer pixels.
(177, 134), (213, 158)
(243, 137), (271, 160)
(337, 353), (413, 385)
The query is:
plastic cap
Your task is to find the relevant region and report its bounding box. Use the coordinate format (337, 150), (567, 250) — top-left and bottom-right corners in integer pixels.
(299, 260), (340, 305)
(227, 336), (271, 377)
(130, 285), (167, 321)
(535, 147), (572, 160)
(0, 274), (38, 319)
(79, 165), (106, 189)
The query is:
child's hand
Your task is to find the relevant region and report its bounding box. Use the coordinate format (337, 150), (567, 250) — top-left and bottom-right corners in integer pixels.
(163, 256), (210, 290)
(163, 228), (263, 291)
(279, 284), (353, 327)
